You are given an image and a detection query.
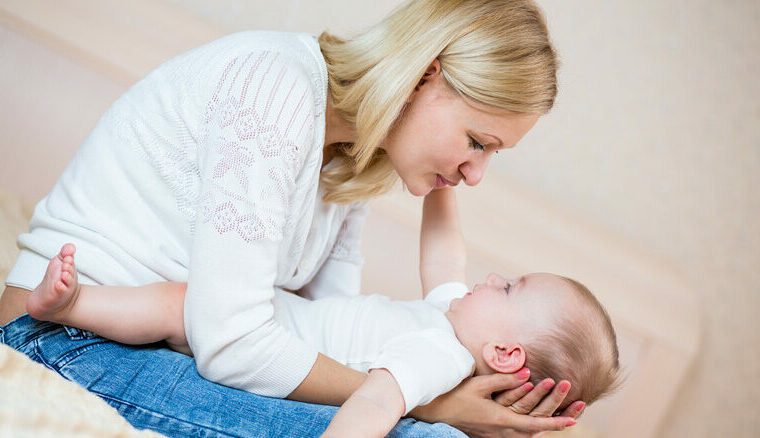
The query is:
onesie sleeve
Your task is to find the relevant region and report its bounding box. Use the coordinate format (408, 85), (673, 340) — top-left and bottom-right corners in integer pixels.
(184, 49), (321, 397)
(370, 328), (475, 415)
(299, 202), (368, 300)
(424, 281), (469, 311)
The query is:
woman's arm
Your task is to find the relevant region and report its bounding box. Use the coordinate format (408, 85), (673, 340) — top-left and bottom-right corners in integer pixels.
(316, 367), (579, 438)
(185, 48), (329, 398)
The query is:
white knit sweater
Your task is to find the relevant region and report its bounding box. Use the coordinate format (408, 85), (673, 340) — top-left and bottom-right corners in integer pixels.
(7, 31), (368, 397)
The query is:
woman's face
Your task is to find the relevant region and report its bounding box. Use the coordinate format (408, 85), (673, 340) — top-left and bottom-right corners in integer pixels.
(382, 64), (540, 196)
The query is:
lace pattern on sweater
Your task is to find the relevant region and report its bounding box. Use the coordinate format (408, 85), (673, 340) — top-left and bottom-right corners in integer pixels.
(198, 51), (314, 243)
(125, 95), (201, 231)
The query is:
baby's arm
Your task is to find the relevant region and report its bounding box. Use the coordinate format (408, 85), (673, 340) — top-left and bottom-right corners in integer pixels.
(27, 244), (190, 355)
(420, 187), (467, 295)
(322, 368), (404, 438)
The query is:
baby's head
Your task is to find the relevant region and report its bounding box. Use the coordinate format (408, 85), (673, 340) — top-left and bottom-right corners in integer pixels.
(446, 272), (621, 408)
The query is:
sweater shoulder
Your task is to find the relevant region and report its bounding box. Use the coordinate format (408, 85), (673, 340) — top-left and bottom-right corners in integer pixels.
(207, 32), (320, 67)
(165, 31), (326, 93)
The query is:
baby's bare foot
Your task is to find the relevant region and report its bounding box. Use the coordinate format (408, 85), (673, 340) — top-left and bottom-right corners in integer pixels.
(27, 243), (81, 322)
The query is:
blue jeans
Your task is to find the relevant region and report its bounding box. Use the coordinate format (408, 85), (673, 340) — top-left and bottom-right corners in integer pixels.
(0, 315), (465, 437)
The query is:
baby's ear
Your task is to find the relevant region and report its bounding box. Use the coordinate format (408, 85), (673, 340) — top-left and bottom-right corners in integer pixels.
(482, 342), (526, 374)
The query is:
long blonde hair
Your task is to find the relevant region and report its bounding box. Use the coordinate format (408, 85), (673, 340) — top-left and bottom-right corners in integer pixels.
(319, 0), (558, 203)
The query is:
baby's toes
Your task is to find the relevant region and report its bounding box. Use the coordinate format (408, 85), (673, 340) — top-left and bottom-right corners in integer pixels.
(46, 257), (62, 275)
(61, 270), (73, 286)
(60, 243), (76, 258)
(62, 255), (74, 265)
(54, 280), (68, 294)
(62, 262), (77, 279)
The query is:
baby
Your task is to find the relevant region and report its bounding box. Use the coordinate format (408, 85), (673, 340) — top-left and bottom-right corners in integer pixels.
(26, 189), (620, 437)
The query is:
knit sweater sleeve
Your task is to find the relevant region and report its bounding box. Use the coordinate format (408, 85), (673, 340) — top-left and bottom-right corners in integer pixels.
(184, 49), (320, 397)
(300, 202), (368, 300)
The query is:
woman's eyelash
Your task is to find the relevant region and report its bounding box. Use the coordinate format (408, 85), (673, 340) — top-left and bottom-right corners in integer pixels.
(469, 136), (485, 151)
(504, 283), (511, 294)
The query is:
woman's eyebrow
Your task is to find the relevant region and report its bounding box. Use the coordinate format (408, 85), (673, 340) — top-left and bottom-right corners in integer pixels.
(479, 132), (503, 147)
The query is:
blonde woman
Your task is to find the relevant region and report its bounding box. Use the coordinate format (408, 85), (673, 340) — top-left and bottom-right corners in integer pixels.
(0, 1), (582, 436)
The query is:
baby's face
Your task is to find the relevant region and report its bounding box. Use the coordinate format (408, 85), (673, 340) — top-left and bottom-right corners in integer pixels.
(447, 273), (580, 348)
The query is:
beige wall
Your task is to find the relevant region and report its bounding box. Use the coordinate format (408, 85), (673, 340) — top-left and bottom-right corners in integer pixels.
(1, 1), (758, 437)
(512, 3), (760, 437)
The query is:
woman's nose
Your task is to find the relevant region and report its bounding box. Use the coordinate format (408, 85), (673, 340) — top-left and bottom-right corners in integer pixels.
(459, 154), (492, 187)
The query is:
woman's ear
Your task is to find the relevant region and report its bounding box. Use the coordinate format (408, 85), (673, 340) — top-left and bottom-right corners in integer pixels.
(422, 58), (442, 79)
(482, 342), (526, 374)
(412, 58), (442, 95)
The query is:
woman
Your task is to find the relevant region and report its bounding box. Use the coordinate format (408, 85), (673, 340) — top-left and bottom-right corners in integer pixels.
(0, 0), (582, 436)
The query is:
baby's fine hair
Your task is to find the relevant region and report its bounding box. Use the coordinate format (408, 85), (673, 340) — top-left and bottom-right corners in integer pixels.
(523, 277), (622, 408)
(318, 0), (559, 203)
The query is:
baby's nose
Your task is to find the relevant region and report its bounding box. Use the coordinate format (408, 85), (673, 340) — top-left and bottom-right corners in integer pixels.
(485, 273), (504, 285)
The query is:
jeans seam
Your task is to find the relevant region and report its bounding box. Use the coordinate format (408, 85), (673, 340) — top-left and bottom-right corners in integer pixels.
(4, 325), (60, 349)
(34, 338), (105, 371)
(94, 391), (243, 438)
(33, 339), (53, 369)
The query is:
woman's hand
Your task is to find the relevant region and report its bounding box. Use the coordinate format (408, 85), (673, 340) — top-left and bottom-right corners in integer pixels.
(409, 369), (580, 437)
(493, 374), (586, 438)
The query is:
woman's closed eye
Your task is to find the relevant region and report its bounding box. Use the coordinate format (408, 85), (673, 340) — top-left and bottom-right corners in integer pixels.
(468, 136), (485, 151)
(469, 136), (500, 154)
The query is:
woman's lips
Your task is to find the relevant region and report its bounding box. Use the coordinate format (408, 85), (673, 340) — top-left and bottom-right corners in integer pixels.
(435, 174), (456, 189)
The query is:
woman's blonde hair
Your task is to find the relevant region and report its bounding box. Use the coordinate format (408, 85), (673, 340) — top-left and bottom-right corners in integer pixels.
(318, 0), (558, 203)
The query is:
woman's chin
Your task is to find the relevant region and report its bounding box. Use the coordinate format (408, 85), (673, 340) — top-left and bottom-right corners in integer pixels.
(403, 181), (429, 197)
(419, 186), (436, 197)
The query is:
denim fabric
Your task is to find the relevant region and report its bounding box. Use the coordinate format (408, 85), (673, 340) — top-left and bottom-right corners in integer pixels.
(0, 315), (466, 438)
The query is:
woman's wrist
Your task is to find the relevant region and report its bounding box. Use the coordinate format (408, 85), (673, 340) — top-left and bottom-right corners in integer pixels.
(406, 387), (461, 426)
